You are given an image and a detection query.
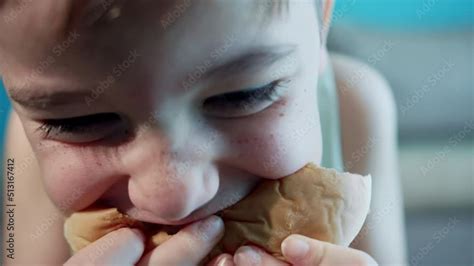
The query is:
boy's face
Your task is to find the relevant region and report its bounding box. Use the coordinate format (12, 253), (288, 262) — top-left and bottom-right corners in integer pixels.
(0, 0), (322, 224)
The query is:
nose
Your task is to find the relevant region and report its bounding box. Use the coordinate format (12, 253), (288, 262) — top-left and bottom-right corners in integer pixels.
(129, 158), (219, 221)
(119, 129), (220, 222)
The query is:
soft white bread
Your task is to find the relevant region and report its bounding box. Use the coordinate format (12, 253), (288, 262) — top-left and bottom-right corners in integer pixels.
(64, 163), (371, 262)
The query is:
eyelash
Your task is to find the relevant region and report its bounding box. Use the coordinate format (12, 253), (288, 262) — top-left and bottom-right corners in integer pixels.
(37, 113), (121, 138)
(202, 79), (288, 111)
(37, 80), (289, 137)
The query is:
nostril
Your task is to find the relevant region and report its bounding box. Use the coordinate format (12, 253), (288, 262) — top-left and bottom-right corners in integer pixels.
(125, 167), (220, 223)
(97, 177), (135, 210)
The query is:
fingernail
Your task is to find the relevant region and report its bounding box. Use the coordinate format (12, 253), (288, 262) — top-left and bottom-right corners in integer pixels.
(282, 235), (310, 260)
(122, 228), (145, 258)
(234, 246), (261, 266)
(130, 228), (145, 242)
(217, 255), (234, 266)
(195, 215), (223, 241)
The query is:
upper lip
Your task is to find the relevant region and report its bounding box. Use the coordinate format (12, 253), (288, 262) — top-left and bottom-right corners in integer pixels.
(119, 198), (225, 226)
(95, 195), (212, 226)
(97, 177), (259, 226)
(125, 208), (210, 226)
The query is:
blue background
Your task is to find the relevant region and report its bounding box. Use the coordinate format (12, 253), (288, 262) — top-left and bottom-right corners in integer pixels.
(334, 0), (473, 30)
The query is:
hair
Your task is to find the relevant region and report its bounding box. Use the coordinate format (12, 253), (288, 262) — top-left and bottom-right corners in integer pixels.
(265, 0), (322, 21)
(264, 0), (330, 43)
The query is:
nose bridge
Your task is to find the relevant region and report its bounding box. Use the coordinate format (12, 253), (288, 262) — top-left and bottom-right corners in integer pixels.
(121, 98), (190, 167)
(140, 99), (192, 151)
(123, 126), (191, 187)
(122, 102), (220, 168)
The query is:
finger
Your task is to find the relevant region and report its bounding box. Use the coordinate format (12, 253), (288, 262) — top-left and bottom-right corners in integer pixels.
(234, 246), (288, 266)
(138, 215), (224, 266)
(207, 253), (234, 266)
(65, 228), (145, 266)
(281, 234), (378, 266)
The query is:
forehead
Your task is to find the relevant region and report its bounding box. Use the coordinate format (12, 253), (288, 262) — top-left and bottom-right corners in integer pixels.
(0, 1), (318, 93)
(0, 0), (291, 30)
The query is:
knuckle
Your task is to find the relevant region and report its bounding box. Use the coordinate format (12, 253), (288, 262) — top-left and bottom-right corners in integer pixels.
(191, 228), (209, 243)
(169, 221), (221, 259)
(182, 234), (201, 254)
(174, 230), (204, 256)
(190, 217), (222, 243)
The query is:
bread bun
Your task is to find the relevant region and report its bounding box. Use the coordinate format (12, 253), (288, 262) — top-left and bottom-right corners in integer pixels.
(64, 163), (371, 262)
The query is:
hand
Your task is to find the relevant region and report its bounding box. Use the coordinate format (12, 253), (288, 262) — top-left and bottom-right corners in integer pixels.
(65, 215), (224, 266)
(207, 234), (378, 266)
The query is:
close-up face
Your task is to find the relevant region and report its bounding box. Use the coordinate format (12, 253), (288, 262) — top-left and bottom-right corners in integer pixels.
(0, 0), (323, 226)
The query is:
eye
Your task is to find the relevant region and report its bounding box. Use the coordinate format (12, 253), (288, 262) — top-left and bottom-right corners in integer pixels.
(202, 79), (289, 118)
(37, 113), (125, 143)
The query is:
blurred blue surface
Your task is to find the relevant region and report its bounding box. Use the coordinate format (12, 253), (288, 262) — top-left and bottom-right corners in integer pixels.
(334, 0), (473, 30)
(1, 80), (11, 157)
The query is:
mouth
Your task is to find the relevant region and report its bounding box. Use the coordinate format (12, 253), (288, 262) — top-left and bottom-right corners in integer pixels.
(123, 207), (211, 226)
(123, 188), (249, 224)
(95, 174), (261, 229)
(111, 186), (256, 232)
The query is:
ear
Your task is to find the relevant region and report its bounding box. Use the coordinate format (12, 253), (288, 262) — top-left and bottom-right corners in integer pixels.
(318, 0), (334, 74)
(321, 0), (334, 44)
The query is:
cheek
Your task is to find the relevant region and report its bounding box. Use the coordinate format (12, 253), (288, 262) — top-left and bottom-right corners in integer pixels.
(224, 89), (322, 178)
(35, 145), (121, 213)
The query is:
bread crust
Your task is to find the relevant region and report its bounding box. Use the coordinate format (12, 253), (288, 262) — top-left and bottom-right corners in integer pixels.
(64, 163), (371, 263)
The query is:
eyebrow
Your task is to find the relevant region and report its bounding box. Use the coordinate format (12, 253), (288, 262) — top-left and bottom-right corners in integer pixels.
(8, 88), (93, 109)
(9, 45), (298, 109)
(203, 45), (297, 80)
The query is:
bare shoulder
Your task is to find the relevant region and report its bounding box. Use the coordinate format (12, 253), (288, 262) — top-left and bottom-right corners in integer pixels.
(330, 53), (408, 264)
(330, 52), (397, 175)
(2, 111), (70, 265)
(330, 52), (397, 130)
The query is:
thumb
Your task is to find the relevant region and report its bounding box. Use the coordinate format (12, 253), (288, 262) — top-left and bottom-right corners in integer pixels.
(281, 234), (377, 266)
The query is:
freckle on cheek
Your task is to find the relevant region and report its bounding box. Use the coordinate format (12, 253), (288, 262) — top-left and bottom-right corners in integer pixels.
(234, 136), (258, 145)
(276, 98), (287, 107)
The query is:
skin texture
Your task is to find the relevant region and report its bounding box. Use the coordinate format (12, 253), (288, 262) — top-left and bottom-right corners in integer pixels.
(1, 0), (406, 265)
(333, 53), (408, 264)
(1, 0), (322, 224)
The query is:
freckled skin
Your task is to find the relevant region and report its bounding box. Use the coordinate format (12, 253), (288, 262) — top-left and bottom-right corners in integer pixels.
(0, 1), (322, 225)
